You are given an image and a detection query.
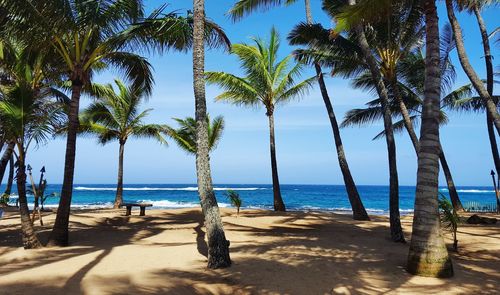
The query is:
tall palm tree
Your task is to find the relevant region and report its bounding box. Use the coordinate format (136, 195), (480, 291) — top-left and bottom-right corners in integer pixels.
(407, 0), (453, 277)
(166, 115), (225, 154)
(192, 0), (231, 269)
(80, 79), (167, 208)
(326, 0), (405, 242)
(341, 24), (466, 212)
(445, 0), (500, 135)
(0, 44), (67, 249)
(457, 0), (500, 176)
(206, 28), (316, 212)
(229, 0), (370, 220)
(341, 48), (472, 211)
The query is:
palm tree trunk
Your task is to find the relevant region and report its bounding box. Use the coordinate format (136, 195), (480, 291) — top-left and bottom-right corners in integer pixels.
(472, 5), (500, 175)
(4, 155), (14, 195)
(439, 145), (463, 211)
(267, 111), (286, 212)
(316, 65), (369, 220)
(114, 141), (125, 209)
(445, 0), (500, 134)
(305, 0), (368, 221)
(391, 80), (463, 211)
(349, 0), (404, 242)
(193, 0), (231, 269)
(487, 112), (500, 173)
(391, 80), (420, 153)
(16, 145), (42, 249)
(0, 142), (14, 186)
(48, 83), (82, 246)
(407, 0), (453, 277)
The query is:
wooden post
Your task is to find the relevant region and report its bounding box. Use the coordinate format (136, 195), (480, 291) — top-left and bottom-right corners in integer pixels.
(140, 206), (145, 216)
(126, 206), (132, 216)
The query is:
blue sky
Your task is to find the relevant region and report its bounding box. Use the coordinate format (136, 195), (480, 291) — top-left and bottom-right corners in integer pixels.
(27, 1), (499, 186)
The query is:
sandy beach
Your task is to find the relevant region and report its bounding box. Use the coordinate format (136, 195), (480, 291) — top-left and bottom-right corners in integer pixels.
(0, 207), (499, 295)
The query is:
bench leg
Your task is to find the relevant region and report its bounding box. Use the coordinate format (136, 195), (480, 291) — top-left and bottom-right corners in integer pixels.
(126, 206), (132, 216)
(140, 207), (146, 216)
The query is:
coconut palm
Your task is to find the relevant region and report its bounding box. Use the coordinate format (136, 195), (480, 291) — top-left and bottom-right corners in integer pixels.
(166, 115), (224, 155)
(192, 0), (231, 269)
(407, 0), (453, 277)
(456, 0), (500, 177)
(229, 0), (370, 221)
(0, 44), (67, 249)
(318, 0), (405, 242)
(340, 25), (466, 212)
(206, 28), (316, 212)
(80, 79), (167, 209)
(444, 0), (500, 135)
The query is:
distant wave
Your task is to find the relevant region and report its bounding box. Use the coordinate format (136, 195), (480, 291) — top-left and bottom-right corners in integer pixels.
(439, 188), (494, 193)
(74, 186), (267, 192)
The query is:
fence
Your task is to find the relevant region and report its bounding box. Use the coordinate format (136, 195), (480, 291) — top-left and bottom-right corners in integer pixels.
(463, 201), (498, 213)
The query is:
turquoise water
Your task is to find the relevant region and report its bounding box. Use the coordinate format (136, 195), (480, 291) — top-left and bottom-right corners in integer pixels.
(2, 184), (497, 215)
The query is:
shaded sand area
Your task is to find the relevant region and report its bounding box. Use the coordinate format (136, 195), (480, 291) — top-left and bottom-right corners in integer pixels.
(0, 207), (499, 294)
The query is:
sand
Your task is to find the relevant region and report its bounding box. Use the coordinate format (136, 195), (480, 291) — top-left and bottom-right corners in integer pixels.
(0, 206), (499, 295)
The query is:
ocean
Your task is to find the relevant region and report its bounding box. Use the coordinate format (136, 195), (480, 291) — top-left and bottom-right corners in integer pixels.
(2, 184), (498, 215)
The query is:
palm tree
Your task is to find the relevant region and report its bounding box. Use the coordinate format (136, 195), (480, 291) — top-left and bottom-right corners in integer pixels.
(192, 0), (231, 269)
(80, 79), (167, 209)
(457, 0), (500, 177)
(445, 0), (500, 135)
(166, 115), (225, 155)
(0, 43), (67, 249)
(229, 0), (370, 221)
(407, 0), (453, 277)
(341, 25), (466, 212)
(206, 28), (316, 212)
(326, 0), (405, 242)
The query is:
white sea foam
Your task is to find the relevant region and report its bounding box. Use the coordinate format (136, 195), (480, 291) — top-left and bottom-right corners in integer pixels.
(439, 188), (494, 193)
(456, 189), (494, 193)
(74, 186), (267, 192)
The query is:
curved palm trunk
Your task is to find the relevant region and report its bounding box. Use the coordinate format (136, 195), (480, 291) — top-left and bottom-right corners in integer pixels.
(316, 64), (369, 219)
(305, 0), (368, 220)
(114, 142), (125, 209)
(391, 80), (463, 211)
(193, 0), (231, 269)
(407, 0), (453, 277)
(0, 142), (15, 186)
(349, 0), (404, 241)
(267, 112), (286, 212)
(48, 83), (82, 246)
(472, 5), (500, 175)
(4, 155), (14, 195)
(16, 145), (42, 249)
(445, 0), (500, 134)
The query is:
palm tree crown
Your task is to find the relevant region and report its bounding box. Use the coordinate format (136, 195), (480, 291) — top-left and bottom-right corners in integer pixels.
(166, 115), (224, 155)
(80, 79), (166, 146)
(206, 28), (315, 115)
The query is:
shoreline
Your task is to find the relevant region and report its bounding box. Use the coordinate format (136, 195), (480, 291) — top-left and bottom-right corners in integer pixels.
(1, 207), (499, 294)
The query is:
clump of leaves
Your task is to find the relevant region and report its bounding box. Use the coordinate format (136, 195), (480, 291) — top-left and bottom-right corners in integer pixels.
(225, 190), (242, 217)
(0, 193), (10, 205)
(439, 193), (460, 251)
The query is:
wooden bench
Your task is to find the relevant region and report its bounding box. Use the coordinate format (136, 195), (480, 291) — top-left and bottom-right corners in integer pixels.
(120, 203), (153, 216)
